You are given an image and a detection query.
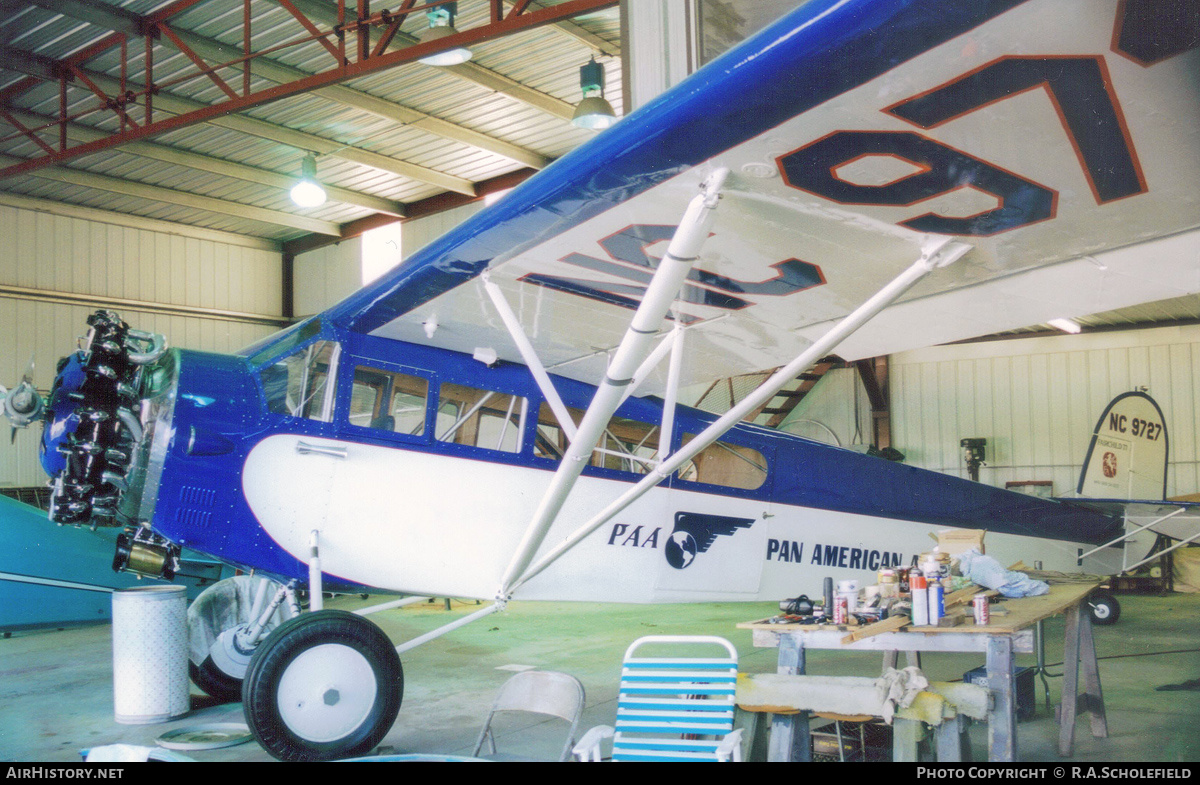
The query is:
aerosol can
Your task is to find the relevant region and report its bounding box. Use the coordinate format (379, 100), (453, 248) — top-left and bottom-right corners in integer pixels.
(910, 571), (929, 626)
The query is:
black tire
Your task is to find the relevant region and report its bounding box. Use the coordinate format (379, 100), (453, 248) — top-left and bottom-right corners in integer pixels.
(1087, 591), (1121, 626)
(189, 655), (244, 704)
(242, 610), (403, 761)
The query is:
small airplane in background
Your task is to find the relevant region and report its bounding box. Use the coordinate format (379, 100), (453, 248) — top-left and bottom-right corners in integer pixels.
(3, 0), (1199, 761)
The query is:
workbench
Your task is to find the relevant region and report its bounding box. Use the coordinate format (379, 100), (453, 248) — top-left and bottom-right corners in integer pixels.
(737, 581), (1107, 762)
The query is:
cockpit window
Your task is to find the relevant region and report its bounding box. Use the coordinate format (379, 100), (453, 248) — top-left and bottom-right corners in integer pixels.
(243, 318), (322, 366)
(262, 340), (338, 421)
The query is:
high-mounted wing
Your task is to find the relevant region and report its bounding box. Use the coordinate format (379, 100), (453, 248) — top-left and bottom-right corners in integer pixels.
(322, 0), (1200, 392)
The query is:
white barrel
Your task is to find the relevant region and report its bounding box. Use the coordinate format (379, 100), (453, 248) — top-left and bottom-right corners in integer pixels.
(112, 585), (190, 724)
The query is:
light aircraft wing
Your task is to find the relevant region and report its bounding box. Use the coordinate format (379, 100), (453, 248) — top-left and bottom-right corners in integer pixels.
(319, 0), (1200, 393)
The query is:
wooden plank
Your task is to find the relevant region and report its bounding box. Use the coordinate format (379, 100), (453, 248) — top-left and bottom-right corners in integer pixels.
(987, 634), (1017, 762)
(1059, 604), (1082, 756)
(840, 613), (910, 644)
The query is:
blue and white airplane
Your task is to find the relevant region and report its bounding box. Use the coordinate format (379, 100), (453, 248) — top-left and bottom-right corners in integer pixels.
(8, 0), (1200, 761)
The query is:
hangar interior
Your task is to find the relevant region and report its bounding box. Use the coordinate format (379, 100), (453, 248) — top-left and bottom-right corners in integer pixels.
(1, 0), (1199, 765)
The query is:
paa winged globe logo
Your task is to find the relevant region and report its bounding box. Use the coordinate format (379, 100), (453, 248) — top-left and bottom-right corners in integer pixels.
(665, 512), (755, 569)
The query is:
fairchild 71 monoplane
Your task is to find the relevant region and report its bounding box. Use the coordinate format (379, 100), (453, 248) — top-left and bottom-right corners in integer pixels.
(7, 0), (1200, 761)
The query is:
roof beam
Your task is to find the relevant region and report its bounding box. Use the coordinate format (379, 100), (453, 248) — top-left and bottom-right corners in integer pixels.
(283, 166), (536, 256)
(0, 152), (341, 235)
(280, 0), (583, 120)
(0, 45), (477, 194)
(0, 0), (620, 182)
(5, 108), (406, 216)
(24, 0), (550, 170)
(506, 0), (621, 56)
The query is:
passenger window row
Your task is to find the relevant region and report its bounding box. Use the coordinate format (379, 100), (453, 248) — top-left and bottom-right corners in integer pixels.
(271, 353), (766, 490)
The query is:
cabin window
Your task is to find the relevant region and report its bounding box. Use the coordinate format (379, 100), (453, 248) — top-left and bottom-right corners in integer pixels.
(533, 403), (573, 461)
(677, 434), (768, 490)
(348, 366), (429, 436)
(262, 340), (338, 422)
(436, 383), (527, 454)
(534, 403), (662, 475)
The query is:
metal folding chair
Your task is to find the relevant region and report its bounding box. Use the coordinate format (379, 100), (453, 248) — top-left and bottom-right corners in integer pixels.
(472, 669), (586, 761)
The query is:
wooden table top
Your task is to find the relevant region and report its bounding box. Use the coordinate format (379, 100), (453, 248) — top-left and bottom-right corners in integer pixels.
(738, 581), (1099, 638)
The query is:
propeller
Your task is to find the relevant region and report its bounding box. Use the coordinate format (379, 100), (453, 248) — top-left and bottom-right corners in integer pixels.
(3, 353), (45, 441)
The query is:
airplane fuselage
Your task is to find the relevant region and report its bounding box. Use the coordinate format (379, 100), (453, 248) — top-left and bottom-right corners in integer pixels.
(80, 319), (1125, 603)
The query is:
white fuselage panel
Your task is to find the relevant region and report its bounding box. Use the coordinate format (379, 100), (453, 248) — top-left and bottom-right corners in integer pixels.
(243, 435), (1122, 602)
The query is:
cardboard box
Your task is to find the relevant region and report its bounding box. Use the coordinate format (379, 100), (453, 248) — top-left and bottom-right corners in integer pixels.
(935, 527), (986, 556)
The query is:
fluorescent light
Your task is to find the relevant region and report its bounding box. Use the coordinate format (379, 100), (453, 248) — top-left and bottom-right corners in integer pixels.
(1047, 318), (1082, 334)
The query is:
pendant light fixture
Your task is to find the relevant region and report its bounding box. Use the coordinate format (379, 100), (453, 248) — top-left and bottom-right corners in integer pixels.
(290, 153), (326, 208)
(418, 1), (472, 66)
(572, 57), (617, 130)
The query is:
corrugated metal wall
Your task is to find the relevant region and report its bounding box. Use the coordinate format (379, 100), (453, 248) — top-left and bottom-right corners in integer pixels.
(891, 325), (1200, 499)
(289, 205), (484, 320)
(401, 202), (486, 259)
(0, 202), (284, 487)
(294, 237), (363, 318)
(775, 368), (873, 450)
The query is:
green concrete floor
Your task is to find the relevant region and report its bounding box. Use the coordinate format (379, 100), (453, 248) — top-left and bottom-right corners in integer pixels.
(1, 592), (1198, 763)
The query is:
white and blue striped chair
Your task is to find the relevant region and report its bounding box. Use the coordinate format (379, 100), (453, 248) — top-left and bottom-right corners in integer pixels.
(574, 635), (743, 762)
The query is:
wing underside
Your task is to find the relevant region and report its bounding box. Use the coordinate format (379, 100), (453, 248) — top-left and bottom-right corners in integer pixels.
(322, 0), (1200, 393)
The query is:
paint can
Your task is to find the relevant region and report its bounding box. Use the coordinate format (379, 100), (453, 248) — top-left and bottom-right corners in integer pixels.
(973, 593), (990, 625)
(879, 569), (899, 600)
(910, 572), (929, 626)
(111, 585), (189, 724)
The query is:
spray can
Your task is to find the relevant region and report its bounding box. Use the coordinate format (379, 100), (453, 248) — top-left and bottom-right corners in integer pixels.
(928, 576), (945, 624)
(973, 593), (990, 625)
(833, 595), (849, 625)
(910, 572), (929, 626)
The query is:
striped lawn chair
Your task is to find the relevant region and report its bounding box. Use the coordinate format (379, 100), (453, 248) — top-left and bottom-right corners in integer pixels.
(574, 635), (743, 762)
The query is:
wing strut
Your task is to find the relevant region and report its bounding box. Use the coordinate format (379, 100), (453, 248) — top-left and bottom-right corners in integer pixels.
(483, 274), (579, 441)
(1078, 505), (1200, 573)
(503, 236), (973, 597)
(495, 168), (731, 596)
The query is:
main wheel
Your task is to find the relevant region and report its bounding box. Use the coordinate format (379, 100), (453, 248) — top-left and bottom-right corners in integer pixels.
(242, 609), (403, 761)
(1086, 590), (1121, 626)
(188, 575), (298, 702)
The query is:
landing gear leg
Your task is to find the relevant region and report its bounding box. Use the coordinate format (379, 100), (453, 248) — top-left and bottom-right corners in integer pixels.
(187, 575), (298, 702)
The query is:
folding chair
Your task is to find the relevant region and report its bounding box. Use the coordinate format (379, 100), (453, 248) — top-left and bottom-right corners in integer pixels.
(574, 635), (743, 762)
(472, 670), (586, 761)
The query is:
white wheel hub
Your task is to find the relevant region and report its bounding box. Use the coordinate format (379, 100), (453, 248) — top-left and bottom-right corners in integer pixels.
(276, 644), (377, 743)
(209, 626), (255, 679)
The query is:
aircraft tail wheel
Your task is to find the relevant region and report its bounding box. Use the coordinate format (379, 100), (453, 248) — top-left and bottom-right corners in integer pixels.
(242, 609), (403, 761)
(1086, 590), (1121, 626)
(187, 575), (298, 702)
